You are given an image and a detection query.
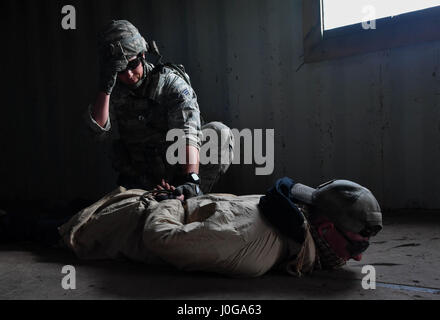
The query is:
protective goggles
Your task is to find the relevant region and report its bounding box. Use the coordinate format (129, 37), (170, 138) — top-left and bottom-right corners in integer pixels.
(359, 225), (382, 238)
(119, 55), (143, 73)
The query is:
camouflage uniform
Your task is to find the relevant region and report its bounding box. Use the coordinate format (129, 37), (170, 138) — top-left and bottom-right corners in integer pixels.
(86, 59), (234, 193)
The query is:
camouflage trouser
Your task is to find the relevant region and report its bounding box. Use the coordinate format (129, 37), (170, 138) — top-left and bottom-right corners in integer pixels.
(116, 121), (235, 194)
(199, 121), (235, 193)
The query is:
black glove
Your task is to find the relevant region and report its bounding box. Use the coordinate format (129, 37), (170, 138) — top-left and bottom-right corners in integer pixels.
(99, 59), (119, 95)
(174, 182), (203, 200)
(154, 192), (177, 202)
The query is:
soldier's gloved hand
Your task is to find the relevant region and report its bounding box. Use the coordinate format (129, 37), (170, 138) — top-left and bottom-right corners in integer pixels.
(173, 182), (203, 200)
(154, 192), (177, 202)
(99, 59), (120, 95)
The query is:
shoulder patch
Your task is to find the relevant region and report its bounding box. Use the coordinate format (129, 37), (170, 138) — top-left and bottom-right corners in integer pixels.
(182, 88), (190, 96)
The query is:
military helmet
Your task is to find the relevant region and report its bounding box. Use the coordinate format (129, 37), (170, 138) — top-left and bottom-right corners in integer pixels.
(97, 20), (149, 72)
(291, 180), (383, 237)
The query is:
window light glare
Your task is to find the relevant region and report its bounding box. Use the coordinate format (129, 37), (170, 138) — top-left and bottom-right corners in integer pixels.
(323, 0), (440, 30)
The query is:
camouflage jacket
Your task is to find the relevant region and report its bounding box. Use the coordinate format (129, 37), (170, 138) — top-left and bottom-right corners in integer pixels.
(86, 61), (202, 182)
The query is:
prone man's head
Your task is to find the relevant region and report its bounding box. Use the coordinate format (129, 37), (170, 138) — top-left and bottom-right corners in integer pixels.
(291, 180), (383, 264)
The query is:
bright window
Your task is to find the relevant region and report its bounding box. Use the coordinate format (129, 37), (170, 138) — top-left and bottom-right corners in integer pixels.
(323, 0), (440, 30)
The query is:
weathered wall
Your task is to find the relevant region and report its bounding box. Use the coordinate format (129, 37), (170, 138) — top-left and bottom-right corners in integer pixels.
(1, 0), (439, 210)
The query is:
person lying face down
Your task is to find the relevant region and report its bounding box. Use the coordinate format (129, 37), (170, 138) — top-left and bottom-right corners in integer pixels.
(259, 178), (383, 271)
(58, 178), (382, 278)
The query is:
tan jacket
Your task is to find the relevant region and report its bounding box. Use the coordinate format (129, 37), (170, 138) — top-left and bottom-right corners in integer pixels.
(59, 187), (316, 278)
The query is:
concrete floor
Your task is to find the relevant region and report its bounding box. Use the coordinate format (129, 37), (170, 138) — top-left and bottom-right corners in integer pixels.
(0, 211), (439, 300)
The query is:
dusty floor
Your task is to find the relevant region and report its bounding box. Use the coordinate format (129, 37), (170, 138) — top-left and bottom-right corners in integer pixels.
(0, 211), (439, 300)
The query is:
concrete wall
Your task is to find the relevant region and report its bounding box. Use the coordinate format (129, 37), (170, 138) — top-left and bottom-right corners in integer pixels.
(1, 0), (439, 210)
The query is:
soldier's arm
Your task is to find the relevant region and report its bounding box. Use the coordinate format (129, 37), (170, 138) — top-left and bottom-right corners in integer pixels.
(184, 145), (199, 174)
(164, 74), (202, 175)
(84, 92), (113, 140)
(91, 92), (111, 128)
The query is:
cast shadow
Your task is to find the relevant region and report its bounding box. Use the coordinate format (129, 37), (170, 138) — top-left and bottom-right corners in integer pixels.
(15, 243), (361, 300)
